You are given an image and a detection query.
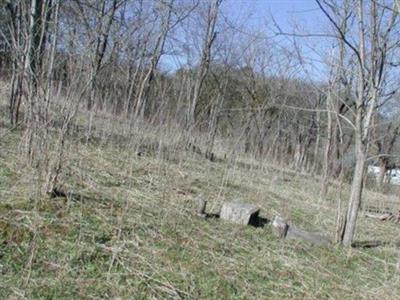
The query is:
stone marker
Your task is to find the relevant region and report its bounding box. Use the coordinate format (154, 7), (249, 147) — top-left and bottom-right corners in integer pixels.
(196, 196), (207, 218)
(272, 216), (289, 238)
(286, 227), (331, 246)
(272, 215), (331, 246)
(220, 202), (260, 225)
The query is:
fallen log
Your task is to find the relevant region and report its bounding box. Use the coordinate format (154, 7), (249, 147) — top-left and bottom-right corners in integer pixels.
(352, 240), (400, 248)
(365, 210), (400, 223)
(363, 205), (392, 214)
(365, 213), (392, 220)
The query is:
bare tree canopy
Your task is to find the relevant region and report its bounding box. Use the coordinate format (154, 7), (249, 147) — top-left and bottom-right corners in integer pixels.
(1, 1), (400, 297)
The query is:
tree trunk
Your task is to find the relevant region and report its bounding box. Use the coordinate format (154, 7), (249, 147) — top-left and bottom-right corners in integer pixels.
(187, 0), (220, 128)
(342, 134), (366, 247)
(312, 110), (321, 174)
(24, 0), (44, 160)
(134, 0), (173, 119)
(320, 104), (332, 198)
(377, 157), (388, 191)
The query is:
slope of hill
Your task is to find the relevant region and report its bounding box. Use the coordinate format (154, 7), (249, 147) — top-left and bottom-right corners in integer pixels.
(1, 111), (400, 299)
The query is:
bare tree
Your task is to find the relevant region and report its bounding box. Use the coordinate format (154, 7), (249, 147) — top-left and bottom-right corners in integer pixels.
(186, 0), (221, 128)
(133, 0), (173, 118)
(317, 0), (399, 246)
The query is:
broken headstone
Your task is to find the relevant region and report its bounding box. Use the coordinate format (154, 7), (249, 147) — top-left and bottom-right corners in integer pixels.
(220, 202), (260, 225)
(196, 196), (207, 218)
(272, 216), (289, 238)
(272, 215), (331, 246)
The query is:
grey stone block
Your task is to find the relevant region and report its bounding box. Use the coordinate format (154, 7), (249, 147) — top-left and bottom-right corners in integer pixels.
(272, 216), (289, 238)
(220, 202), (260, 225)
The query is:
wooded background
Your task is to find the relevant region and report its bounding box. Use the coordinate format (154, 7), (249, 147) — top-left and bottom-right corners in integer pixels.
(1, 0), (400, 247)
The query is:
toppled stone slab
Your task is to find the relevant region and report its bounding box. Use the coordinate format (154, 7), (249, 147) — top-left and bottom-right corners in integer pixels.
(220, 202), (260, 225)
(286, 227), (331, 246)
(272, 215), (331, 246)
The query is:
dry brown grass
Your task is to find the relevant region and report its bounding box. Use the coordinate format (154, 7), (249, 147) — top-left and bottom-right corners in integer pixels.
(1, 108), (400, 299)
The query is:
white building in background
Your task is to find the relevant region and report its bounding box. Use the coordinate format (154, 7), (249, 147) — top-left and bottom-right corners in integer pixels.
(389, 169), (400, 185)
(367, 165), (400, 185)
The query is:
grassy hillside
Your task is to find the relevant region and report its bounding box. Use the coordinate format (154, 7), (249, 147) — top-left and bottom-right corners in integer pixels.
(1, 112), (400, 299)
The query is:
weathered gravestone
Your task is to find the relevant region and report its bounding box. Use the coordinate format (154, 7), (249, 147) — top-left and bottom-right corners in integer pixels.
(272, 215), (331, 246)
(220, 202), (260, 225)
(271, 216), (289, 238)
(196, 196), (207, 218)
